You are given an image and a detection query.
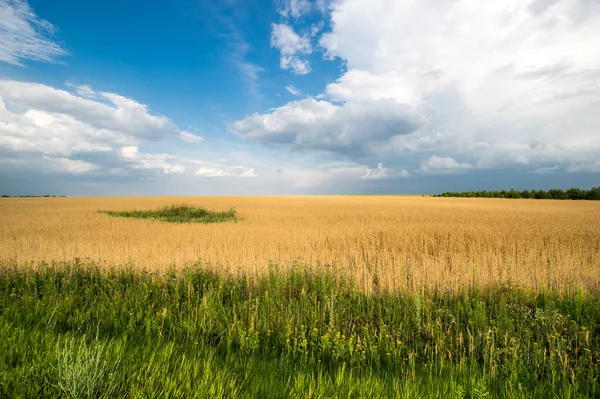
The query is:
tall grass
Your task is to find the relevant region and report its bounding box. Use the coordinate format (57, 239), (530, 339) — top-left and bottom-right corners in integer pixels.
(1, 262), (599, 397)
(100, 205), (237, 224)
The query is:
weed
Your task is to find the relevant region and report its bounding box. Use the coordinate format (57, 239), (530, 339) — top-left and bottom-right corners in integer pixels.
(100, 204), (237, 224)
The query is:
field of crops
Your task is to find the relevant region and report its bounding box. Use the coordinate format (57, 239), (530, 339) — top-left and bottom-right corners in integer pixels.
(1, 196), (600, 397)
(2, 196), (600, 292)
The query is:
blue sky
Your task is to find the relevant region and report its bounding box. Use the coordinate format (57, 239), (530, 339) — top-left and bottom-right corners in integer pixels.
(1, 0), (599, 195)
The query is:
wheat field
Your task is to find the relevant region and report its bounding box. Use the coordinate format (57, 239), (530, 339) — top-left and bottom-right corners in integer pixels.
(1, 196), (599, 293)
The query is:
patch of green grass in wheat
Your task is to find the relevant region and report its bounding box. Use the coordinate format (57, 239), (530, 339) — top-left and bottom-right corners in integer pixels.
(100, 205), (238, 224)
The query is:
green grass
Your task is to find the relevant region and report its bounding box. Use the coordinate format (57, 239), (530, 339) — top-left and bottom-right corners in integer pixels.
(1, 262), (599, 398)
(100, 205), (238, 224)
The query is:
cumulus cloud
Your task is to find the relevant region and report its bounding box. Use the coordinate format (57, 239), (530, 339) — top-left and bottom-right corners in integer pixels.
(119, 146), (186, 175)
(271, 23), (312, 75)
(118, 146), (185, 175)
(0, 80), (265, 185)
(238, 0), (600, 184)
(318, 0), (600, 167)
(421, 156), (473, 175)
(0, 80), (194, 177)
(0, 80), (179, 141)
(0, 0), (67, 66)
(280, 57), (311, 75)
(180, 131), (203, 143)
(362, 163), (410, 180)
(229, 98), (424, 156)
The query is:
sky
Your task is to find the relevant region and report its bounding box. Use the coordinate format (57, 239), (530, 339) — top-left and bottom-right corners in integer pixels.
(0, 0), (599, 196)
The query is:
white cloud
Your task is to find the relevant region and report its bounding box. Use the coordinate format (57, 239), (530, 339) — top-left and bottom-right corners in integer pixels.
(277, 0), (329, 17)
(237, 61), (263, 95)
(0, 155), (100, 175)
(194, 163), (256, 178)
(316, 0), (600, 167)
(325, 69), (420, 105)
(65, 82), (96, 98)
(271, 23), (311, 56)
(229, 98), (424, 156)
(0, 104), (122, 156)
(238, 0), (600, 181)
(531, 165), (560, 174)
(0, 80), (179, 141)
(119, 146), (139, 159)
(271, 23), (312, 75)
(421, 156), (473, 174)
(0, 80), (194, 177)
(362, 163), (410, 180)
(286, 85), (302, 96)
(310, 21), (324, 37)
(278, 0), (312, 18)
(118, 146), (185, 175)
(224, 29), (264, 97)
(41, 156), (99, 174)
(274, 162), (365, 188)
(362, 163), (388, 179)
(0, 0), (67, 65)
(567, 162), (600, 173)
(180, 131), (203, 143)
(239, 168), (257, 177)
(280, 57), (311, 75)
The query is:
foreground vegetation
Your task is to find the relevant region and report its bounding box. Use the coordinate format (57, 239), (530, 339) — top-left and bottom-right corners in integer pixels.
(100, 205), (237, 224)
(435, 187), (600, 200)
(1, 263), (599, 398)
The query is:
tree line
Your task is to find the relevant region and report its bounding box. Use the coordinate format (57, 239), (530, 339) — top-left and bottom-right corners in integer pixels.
(435, 187), (600, 200)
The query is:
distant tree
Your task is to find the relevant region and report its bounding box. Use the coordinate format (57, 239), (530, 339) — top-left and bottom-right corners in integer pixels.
(588, 187), (600, 200)
(567, 188), (585, 200)
(434, 186), (599, 200)
(507, 189), (522, 199)
(548, 189), (567, 200)
(535, 190), (552, 200)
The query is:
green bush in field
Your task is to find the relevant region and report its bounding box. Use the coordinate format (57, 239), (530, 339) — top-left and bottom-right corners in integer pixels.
(100, 205), (237, 224)
(1, 262), (599, 398)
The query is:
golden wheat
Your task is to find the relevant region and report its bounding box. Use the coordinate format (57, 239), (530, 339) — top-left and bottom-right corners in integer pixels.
(1, 196), (599, 292)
